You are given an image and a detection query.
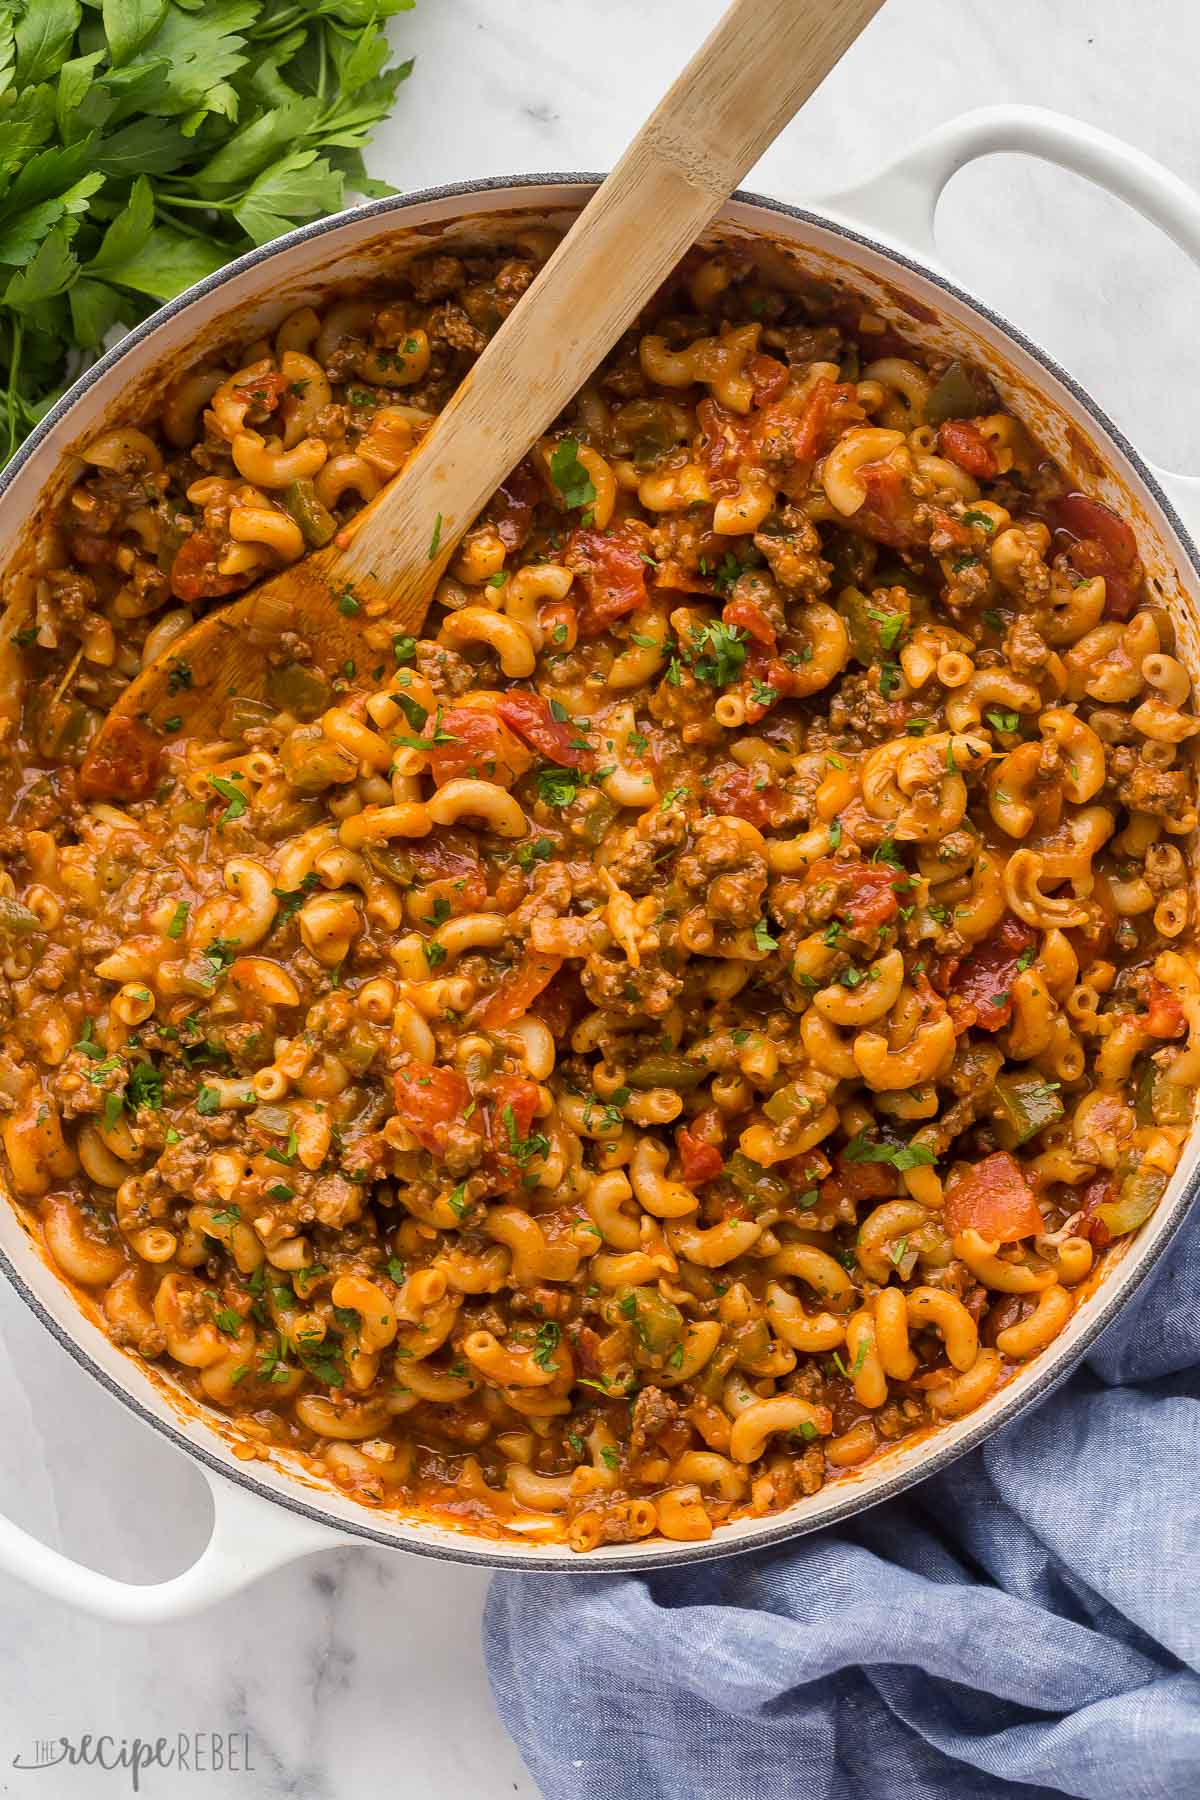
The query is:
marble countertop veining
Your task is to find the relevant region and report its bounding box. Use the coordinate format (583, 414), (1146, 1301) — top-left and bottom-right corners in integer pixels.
(0, 3), (1194, 1797)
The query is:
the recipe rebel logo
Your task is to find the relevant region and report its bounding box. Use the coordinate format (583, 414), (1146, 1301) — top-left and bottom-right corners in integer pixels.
(12, 1732), (257, 1792)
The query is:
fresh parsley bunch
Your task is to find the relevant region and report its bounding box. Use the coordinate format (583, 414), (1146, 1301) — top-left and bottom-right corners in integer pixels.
(0, 0), (418, 466)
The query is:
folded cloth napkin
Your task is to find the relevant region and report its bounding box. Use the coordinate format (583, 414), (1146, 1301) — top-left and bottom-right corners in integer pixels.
(485, 1208), (1200, 1800)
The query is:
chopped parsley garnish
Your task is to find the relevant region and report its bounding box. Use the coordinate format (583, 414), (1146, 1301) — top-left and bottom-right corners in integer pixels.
(207, 773), (248, 826)
(503, 1103), (550, 1167)
(536, 767), (585, 808)
(870, 610), (907, 650)
(517, 836), (555, 870)
(712, 552), (748, 595)
(126, 1061), (162, 1112)
(531, 1321), (561, 1372)
(428, 513), (443, 560)
(548, 438), (597, 512)
(752, 918), (778, 953)
(166, 901), (190, 940)
(195, 1085), (222, 1116)
(335, 584), (361, 617)
(74, 1019), (104, 1060)
(272, 871), (320, 925)
(843, 1131), (935, 1171)
(689, 620), (746, 688)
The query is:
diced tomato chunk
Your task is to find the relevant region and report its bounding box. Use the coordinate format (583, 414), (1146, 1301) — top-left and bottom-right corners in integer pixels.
(425, 708), (532, 789)
(1054, 492), (1138, 566)
(697, 398), (755, 491)
(850, 461), (925, 550)
(703, 763), (784, 829)
(474, 954), (564, 1029)
(676, 1125), (725, 1185)
(565, 524), (648, 638)
(485, 1074), (539, 1140)
(496, 692), (593, 768)
(937, 419), (998, 479)
(1052, 492), (1142, 620)
(78, 715), (162, 803)
(943, 1151), (1044, 1242)
(842, 866), (902, 932)
(651, 560), (718, 598)
(393, 1062), (473, 1157)
(233, 370), (287, 413)
(802, 858), (902, 933)
(760, 378), (857, 466)
(942, 914), (1036, 1032)
(747, 354), (789, 407)
(1145, 978), (1186, 1039)
(408, 835), (488, 912)
(821, 1150), (896, 1211)
(721, 589), (777, 649)
(482, 1073), (542, 1190)
(169, 531), (250, 603)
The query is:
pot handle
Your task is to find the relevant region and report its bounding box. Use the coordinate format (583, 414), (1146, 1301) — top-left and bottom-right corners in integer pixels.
(819, 102), (1200, 539)
(0, 1462), (350, 1622)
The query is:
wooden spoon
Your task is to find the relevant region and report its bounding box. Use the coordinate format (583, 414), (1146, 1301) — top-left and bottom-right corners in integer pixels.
(81, 0), (884, 799)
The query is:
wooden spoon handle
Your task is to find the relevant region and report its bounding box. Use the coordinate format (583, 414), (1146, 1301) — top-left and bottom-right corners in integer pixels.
(340, 0), (884, 622)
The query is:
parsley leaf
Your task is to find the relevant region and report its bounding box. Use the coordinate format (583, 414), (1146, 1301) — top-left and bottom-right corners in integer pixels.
(206, 772), (248, 826)
(843, 1131), (935, 1172)
(536, 767), (584, 808)
(531, 1321), (561, 1372)
(548, 438), (597, 512)
(688, 620), (746, 688)
(0, 5), (418, 471)
(126, 1060), (162, 1112)
(752, 918), (778, 953)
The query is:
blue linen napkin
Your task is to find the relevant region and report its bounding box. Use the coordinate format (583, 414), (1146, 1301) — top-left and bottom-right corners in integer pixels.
(484, 1208), (1200, 1799)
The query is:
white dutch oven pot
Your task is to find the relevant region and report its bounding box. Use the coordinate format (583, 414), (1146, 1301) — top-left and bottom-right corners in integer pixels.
(2, 106), (1199, 1620)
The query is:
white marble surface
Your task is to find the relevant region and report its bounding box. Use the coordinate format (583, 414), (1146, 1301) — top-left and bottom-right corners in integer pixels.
(0, 2), (1195, 1796)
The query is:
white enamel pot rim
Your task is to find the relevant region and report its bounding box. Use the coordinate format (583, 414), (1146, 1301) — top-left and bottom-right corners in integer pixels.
(3, 104), (1200, 1621)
